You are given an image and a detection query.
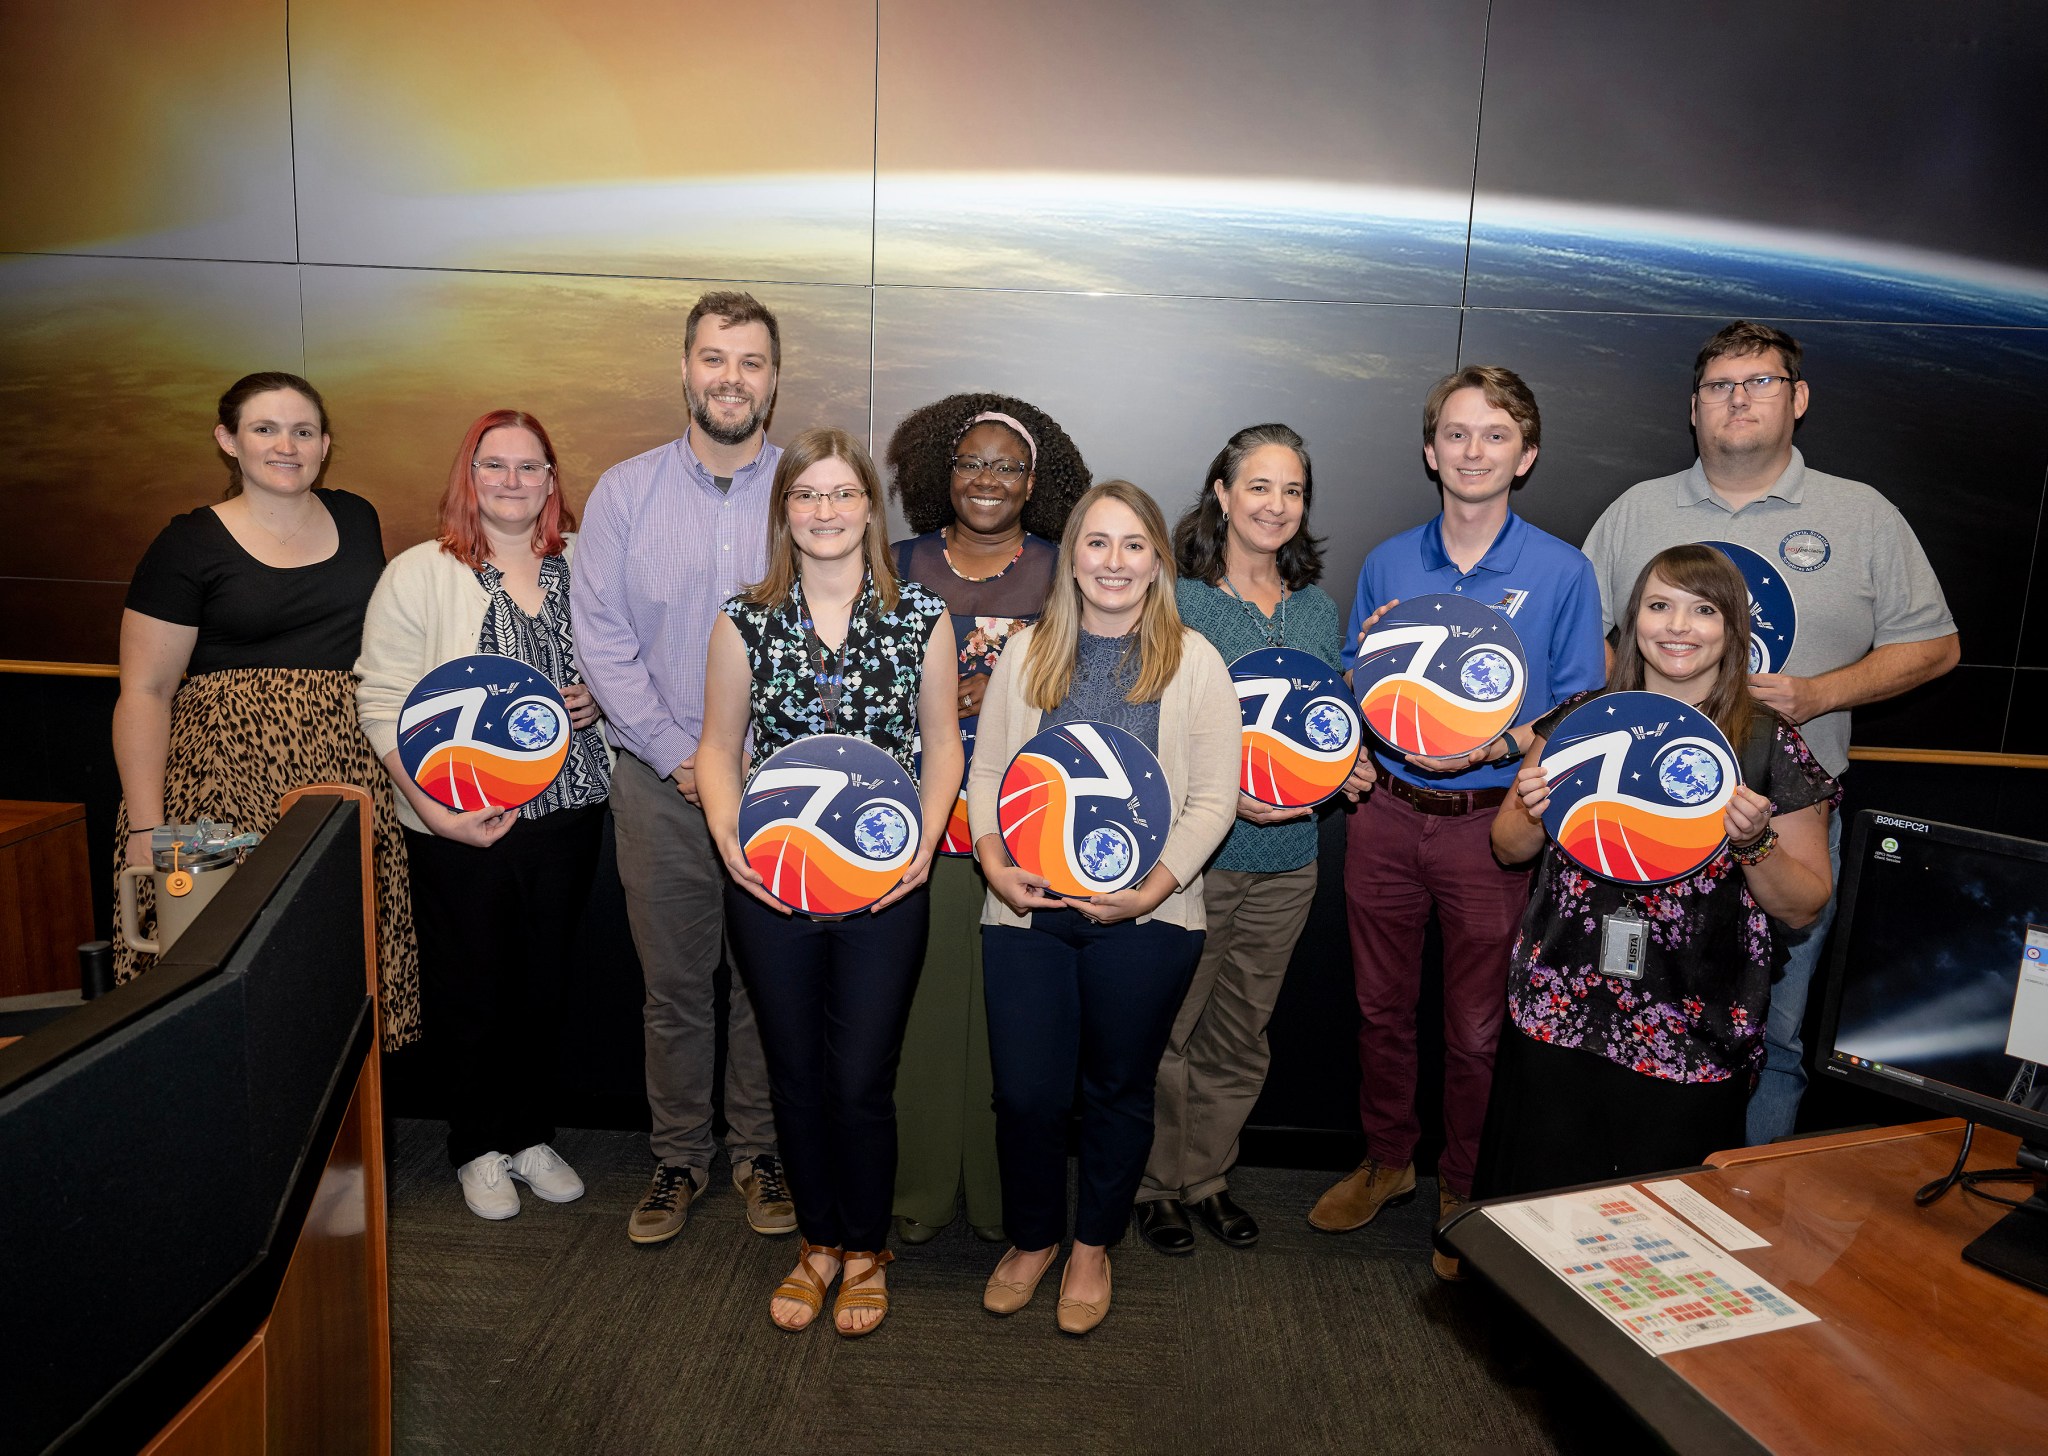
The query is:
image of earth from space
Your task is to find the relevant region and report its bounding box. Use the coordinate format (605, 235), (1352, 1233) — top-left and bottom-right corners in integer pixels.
(853, 804), (910, 860)
(1303, 701), (1355, 752)
(1078, 825), (1135, 882)
(505, 701), (561, 751)
(1457, 649), (1516, 703)
(1656, 746), (1722, 806)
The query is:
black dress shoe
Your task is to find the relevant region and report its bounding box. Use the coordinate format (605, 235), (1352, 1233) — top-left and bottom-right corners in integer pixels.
(1134, 1198), (1196, 1255)
(1190, 1190), (1260, 1248)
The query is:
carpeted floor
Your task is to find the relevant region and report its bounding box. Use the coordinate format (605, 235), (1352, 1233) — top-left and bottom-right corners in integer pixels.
(388, 1119), (1634, 1454)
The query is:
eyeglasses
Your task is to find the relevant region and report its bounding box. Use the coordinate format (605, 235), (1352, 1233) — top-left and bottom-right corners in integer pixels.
(788, 487), (867, 511)
(950, 457), (1030, 480)
(1695, 374), (1795, 402)
(473, 459), (553, 484)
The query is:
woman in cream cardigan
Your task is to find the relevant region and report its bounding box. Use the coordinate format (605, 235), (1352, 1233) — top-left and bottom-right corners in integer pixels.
(356, 409), (610, 1222)
(967, 481), (1239, 1335)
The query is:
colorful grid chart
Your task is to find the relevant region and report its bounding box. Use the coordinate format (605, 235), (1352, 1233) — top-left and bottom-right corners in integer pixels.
(1482, 1186), (1819, 1355)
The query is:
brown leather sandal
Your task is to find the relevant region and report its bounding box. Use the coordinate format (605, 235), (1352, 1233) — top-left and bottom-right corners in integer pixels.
(832, 1249), (895, 1338)
(770, 1240), (842, 1332)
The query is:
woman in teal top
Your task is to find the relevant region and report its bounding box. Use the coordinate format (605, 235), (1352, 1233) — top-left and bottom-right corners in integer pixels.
(1135, 423), (1376, 1254)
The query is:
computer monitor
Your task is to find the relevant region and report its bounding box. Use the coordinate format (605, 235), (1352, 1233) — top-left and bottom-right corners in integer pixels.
(1816, 809), (2048, 1293)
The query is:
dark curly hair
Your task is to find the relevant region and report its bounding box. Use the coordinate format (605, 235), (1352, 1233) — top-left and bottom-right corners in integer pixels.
(884, 392), (1092, 539)
(1173, 423), (1325, 590)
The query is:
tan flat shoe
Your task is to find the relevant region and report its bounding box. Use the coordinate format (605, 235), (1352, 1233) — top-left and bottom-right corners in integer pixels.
(770, 1241), (842, 1332)
(983, 1246), (1057, 1315)
(1055, 1255), (1111, 1336)
(833, 1249), (894, 1338)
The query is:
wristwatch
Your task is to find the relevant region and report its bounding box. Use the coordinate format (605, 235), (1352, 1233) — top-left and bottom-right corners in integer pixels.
(1493, 734), (1524, 766)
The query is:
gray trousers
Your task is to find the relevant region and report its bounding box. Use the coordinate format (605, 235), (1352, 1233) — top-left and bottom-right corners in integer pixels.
(1139, 863), (1318, 1205)
(610, 750), (776, 1173)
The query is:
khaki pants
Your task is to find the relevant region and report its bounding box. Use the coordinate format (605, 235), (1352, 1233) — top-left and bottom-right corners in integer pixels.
(1140, 863), (1318, 1204)
(610, 750), (777, 1174)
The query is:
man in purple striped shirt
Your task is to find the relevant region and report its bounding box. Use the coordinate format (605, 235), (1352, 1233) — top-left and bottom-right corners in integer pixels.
(574, 291), (796, 1245)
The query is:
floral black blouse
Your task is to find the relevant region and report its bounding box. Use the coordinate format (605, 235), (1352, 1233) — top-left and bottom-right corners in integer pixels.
(723, 575), (946, 776)
(1506, 693), (1840, 1085)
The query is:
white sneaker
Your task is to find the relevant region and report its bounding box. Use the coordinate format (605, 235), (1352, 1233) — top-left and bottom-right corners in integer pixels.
(508, 1143), (586, 1204)
(458, 1152), (519, 1220)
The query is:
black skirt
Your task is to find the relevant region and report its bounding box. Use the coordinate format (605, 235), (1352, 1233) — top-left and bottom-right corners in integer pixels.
(1473, 1026), (1751, 1200)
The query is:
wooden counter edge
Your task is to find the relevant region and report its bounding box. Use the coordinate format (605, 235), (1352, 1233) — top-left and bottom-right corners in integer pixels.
(1704, 1116), (1966, 1168)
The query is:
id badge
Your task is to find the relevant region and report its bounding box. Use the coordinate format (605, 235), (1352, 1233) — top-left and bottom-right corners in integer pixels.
(1600, 915), (1647, 980)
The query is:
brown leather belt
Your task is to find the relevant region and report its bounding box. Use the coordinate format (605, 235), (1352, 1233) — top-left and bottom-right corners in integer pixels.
(1380, 768), (1509, 818)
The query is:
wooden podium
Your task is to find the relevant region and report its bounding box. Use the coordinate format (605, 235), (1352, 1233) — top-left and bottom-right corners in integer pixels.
(1, 787), (391, 1455)
(143, 785), (392, 1455)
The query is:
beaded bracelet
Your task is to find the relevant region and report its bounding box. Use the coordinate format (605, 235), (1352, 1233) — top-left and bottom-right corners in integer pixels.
(1731, 827), (1780, 866)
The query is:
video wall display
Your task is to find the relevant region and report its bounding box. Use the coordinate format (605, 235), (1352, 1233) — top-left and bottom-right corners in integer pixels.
(299, 269), (874, 552)
(4, 0), (2046, 760)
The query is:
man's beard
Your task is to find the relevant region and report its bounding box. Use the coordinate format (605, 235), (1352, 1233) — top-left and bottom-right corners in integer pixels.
(688, 382), (771, 447)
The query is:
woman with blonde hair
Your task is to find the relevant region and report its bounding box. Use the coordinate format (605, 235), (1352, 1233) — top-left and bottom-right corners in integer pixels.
(698, 427), (961, 1337)
(967, 480), (1238, 1334)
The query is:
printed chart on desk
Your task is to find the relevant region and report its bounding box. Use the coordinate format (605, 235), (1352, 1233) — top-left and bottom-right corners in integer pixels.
(1483, 1188), (1816, 1354)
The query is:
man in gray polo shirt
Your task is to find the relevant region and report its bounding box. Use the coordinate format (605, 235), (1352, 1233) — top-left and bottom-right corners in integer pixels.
(1582, 320), (1958, 1143)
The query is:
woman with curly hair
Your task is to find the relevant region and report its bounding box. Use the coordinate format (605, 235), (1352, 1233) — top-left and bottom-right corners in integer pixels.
(883, 393), (1091, 1246)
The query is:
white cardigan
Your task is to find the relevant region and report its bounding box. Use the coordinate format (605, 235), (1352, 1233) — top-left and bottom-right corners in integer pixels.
(354, 535), (594, 833)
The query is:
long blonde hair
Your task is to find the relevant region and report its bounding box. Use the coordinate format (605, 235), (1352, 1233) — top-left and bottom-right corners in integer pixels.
(1020, 480), (1185, 710)
(742, 426), (900, 613)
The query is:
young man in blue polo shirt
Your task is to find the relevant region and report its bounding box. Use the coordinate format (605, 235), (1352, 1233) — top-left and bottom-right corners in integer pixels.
(1310, 366), (1605, 1277)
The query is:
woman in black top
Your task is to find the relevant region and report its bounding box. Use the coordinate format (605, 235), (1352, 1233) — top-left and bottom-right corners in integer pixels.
(698, 427), (961, 1338)
(112, 372), (419, 1043)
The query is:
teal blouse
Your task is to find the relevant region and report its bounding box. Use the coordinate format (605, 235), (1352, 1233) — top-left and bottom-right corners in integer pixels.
(1174, 576), (1343, 874)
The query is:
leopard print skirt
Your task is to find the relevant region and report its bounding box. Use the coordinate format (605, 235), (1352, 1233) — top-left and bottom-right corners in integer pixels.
(112, 667), (421, 1048)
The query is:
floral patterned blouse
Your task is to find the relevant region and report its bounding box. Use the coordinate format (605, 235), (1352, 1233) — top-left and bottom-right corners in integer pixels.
(1506, 693), (1840, 1085)
(722, 574), (947, 776)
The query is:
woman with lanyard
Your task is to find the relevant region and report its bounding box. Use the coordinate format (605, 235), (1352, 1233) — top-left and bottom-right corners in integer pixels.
(882, 394), (1092, 1247)
(356, 409), (610, 1219)
(699, 427), (961, 1337)
(1481, 545), (1836, 1195)
(1136, 424), (1376, 1255)
(968, 480), (1238, 1334)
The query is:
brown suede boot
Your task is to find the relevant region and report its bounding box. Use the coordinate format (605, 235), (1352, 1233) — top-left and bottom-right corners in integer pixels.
(1431, 1183), (1470, 1281)
(1307, 1158), (1417, 1232)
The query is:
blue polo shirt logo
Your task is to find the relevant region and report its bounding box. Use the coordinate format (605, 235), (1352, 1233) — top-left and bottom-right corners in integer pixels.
(1488, 588), (1530, 618)
(1780, 529), (1831, 573)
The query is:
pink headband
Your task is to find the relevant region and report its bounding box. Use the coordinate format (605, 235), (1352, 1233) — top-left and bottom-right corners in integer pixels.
(958, 410), (1038, 471)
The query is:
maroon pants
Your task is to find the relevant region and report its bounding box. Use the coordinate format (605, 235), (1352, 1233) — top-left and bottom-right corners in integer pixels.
(1343, 786), (1531, 1195)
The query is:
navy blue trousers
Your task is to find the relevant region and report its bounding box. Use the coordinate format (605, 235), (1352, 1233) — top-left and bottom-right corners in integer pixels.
(983, 914), (1204, 1248)
(727, 884), (929, 1250)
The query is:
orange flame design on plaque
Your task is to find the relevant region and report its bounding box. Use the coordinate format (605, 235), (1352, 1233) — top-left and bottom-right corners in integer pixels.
(743, 824), (908, 918)
(941, 789), (973, 856)
(997, 752), (1090, 896)
(1240, 727), (1353, 807)
(1554, 799), (1730, 885)
(1359, 677), (1517, 759)
(413, 741), (568, 811)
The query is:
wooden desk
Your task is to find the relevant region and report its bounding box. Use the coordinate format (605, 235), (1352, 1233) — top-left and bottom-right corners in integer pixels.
(0, 799), (93, 995)
(1442, 1120), (2048, 1454)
